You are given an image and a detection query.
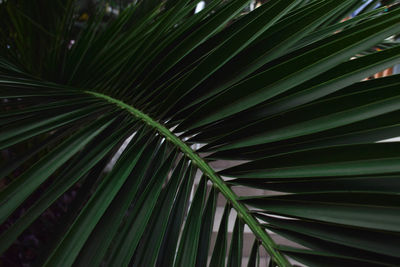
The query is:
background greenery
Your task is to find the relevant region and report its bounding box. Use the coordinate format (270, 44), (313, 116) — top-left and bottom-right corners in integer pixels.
(1, 0), (400, 266)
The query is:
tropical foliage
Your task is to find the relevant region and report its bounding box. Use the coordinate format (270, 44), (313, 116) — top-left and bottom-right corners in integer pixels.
(1, 0), (400, 266)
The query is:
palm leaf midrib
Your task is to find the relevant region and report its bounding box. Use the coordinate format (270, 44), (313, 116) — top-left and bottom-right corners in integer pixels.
(85, 89), (291, 266)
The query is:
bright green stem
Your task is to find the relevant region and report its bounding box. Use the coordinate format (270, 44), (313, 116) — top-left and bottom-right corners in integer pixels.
(86, 90), (291, 267)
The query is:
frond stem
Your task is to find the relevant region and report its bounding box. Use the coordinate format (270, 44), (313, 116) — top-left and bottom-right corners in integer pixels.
(85, 90), (291, 267)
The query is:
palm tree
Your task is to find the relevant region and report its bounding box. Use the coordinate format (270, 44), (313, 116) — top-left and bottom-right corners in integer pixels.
(1, 0), (400, 266)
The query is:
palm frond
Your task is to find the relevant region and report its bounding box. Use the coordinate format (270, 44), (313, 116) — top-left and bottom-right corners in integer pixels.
(1, 0), (400, 266)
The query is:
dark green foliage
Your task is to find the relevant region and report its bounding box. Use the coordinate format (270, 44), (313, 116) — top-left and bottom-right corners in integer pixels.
(1, 0), (400, 266)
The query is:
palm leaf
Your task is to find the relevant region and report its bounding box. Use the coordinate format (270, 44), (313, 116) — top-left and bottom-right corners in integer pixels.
(1, 0), (400, 266)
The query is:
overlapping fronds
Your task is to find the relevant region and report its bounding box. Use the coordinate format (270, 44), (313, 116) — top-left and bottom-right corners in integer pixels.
(1, 0), (400, 266)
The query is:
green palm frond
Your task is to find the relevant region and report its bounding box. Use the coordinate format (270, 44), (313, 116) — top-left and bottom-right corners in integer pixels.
(1, 0), (400, 266)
